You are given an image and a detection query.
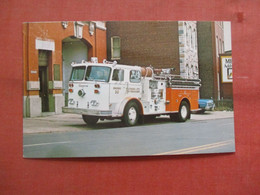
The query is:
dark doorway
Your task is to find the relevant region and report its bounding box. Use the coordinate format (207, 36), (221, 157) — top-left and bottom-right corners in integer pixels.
(38, 50), (51, 112)
(39, 66), (49, 112)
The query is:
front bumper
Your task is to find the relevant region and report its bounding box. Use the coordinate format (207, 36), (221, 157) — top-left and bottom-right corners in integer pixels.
(62, 107), (113, 116)
(202, 104), (215, 111)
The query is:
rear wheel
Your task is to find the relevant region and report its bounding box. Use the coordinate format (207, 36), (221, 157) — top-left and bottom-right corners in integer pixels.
(170, 101), (190, 122)
(123, 102), (140, 126)
(82, 115), (99, 126)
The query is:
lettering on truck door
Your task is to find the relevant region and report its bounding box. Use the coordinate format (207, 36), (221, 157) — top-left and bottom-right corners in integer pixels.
(109, 68), (127, 111)
(127, 69), (142, 98)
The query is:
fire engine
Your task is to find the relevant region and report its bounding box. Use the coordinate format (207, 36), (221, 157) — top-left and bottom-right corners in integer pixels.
(62, 57), (201, 126)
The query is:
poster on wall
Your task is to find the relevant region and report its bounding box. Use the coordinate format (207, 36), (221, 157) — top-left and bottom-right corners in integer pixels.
(221, 56), (233, 83)
(23, 21), (235, 158)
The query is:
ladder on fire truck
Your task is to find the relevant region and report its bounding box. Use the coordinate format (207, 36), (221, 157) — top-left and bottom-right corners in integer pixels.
(143, 67), (201, 88)
(154, 74), (201, 88)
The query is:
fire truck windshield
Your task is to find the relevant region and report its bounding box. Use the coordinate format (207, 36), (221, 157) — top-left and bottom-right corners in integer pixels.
(70, 66), (86, 81)
(85, 66), (111, 82)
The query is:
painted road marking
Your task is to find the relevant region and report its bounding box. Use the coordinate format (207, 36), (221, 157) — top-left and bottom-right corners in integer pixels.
(155, 140), (234, 155)
(23, 141), (72, 147)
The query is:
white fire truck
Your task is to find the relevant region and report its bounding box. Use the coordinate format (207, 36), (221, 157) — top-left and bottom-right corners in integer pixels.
(62, 58), (201, 126)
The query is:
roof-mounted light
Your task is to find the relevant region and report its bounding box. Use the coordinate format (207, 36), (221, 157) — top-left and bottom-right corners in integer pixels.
(91, 57), (98, 63)
(113, 61), (117, 67)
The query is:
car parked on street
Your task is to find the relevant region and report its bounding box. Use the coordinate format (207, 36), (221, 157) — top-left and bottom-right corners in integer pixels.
(197, 99), (215, 113)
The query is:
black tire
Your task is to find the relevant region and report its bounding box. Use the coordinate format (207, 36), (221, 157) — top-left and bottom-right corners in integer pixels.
(170, 113), (178, 121)
(170, 101), (190, 122)
(82, 115), (99, 126)
(123, 102), (140, 126)
(198, 109), (205, 114)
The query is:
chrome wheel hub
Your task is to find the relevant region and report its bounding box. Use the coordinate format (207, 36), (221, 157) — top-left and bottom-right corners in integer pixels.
(128, 107), (137, 124)
(181, 105), (188, 119)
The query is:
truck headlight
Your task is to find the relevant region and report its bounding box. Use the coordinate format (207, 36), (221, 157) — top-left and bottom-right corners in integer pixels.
(78, 89), (86, 97)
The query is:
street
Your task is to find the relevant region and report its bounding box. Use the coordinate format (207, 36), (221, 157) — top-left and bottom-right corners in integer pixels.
(23, 112), (235, 158)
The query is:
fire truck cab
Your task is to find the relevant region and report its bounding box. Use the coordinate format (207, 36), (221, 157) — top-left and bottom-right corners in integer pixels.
(62, 58), (200, 126)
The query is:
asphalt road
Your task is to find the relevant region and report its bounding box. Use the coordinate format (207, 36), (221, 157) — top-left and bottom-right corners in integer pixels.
(23, 117), (235, 158)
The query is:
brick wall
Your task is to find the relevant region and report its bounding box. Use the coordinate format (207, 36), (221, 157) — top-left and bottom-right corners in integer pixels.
(197, 21), (225, 100)
(197, 22), (215, 99)
(107, 21), (180, 73)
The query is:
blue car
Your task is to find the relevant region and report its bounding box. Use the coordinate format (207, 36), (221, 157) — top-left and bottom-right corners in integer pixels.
(198, 99), (215, 113)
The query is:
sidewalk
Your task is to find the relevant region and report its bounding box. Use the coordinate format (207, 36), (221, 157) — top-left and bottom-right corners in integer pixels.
(23, 113), (85, 134)
(23, 111), (234, 134)
(191, 111), (234, 121)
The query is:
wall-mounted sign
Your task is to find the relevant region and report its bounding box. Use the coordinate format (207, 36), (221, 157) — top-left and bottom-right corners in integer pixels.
(221, 56), (232, 83)
(27, 81), (40, 90)
(30, 70), (37, 74)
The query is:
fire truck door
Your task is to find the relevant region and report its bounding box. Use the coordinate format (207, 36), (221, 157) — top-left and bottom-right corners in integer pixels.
(127, 70), (142, 98)
(110, 69), (127, 104)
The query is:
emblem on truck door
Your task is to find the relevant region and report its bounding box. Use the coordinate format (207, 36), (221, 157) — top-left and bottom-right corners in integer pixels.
(113, 87), (121, 94)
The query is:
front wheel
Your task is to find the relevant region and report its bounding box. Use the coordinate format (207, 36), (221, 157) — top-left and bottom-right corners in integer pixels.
(82, 115), (99, 126)
(123, 102), (140, 126)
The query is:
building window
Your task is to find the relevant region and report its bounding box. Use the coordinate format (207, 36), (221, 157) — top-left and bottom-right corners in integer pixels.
(186, 64), (189, 78)
(192, 29), (196, 50)
(191, 65), (194, 78)
(189, 26), (192, 48)
(216, 36), (219, 57)
(219, 39), (222, 54)
(195, 30), (198, 50)
(191, 28), (194, 49)
(111, 36), (121, 60)
(185, 23), (189, 46)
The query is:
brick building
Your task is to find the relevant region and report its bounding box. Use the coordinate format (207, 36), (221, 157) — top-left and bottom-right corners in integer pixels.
(23, 21), (107, 117)
(106, 21), (199, 78)
(197, 21), (225, 100)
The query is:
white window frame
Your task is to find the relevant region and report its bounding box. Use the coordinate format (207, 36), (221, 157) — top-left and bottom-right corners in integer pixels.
(111, 36), (121, 60)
